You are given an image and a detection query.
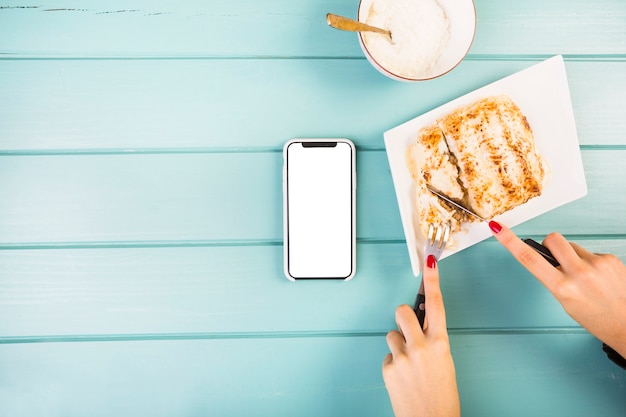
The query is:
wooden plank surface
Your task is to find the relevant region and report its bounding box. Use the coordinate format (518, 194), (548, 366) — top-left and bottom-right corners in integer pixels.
(0, 0), (624, 57)
(0, 150), (623, 244)
(0, 59), (624, 150)
(2, 237), (626, 338)
(7, 239), (626, 337)
(0, 334), (624, 417)
(1, 0), (626, 415)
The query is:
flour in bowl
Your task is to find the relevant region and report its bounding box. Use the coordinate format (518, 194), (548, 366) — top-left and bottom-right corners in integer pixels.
(362, 0), (450, 79)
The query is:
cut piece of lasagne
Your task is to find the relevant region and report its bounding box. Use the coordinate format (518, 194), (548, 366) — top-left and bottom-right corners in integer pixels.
(406, 125), (470, 242)
(438, 95), (545, 219)
(406, 94), (546, 242)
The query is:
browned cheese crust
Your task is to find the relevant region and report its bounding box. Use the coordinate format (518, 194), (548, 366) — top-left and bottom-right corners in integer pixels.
(407, 94), (546, 241)
(438, 95), (545, 219)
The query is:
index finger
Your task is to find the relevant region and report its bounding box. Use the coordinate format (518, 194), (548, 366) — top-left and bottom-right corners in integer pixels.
(489, 221), (563, 292)
(422, 255), (448, 336)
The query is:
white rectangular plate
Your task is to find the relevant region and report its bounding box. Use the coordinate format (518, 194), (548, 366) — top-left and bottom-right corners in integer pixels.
(384, 55), (587, 276)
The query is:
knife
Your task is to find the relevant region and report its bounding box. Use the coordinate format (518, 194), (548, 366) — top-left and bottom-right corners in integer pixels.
(426, 185), (560, 267)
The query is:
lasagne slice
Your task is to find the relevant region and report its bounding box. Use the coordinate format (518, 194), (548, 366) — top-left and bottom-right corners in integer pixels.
(437, 95), (545, 219)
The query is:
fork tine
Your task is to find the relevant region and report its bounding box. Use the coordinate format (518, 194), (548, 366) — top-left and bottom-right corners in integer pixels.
(427, 223), (435, 244)
(434, 225), (443, 248)
(440, 223), (450, 249)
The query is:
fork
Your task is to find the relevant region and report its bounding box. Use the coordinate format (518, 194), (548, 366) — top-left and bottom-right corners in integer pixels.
(414, 223), (451, 328)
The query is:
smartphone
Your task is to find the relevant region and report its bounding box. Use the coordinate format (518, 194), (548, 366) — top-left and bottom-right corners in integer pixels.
(283, 139), (356, 281)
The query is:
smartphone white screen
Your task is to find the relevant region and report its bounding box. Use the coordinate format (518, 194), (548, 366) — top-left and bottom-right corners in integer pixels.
(284, 140), (355, 280)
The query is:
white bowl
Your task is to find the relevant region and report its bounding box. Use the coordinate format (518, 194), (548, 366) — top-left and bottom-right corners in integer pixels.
(357, 0), (476, 81)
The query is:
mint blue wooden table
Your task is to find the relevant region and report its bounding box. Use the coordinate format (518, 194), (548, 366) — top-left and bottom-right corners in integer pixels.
(1, 1), (625, 416)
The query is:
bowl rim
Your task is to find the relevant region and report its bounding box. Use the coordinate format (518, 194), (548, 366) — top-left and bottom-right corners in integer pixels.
(357, 0), (477, 81)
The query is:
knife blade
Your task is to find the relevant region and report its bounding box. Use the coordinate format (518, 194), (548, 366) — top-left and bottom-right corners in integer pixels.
(425, 184), (560, 267)
(426, 185), (488, 222)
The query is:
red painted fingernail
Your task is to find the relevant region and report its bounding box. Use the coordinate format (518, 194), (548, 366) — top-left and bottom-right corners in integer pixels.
(489, 220), (502, 234)
(426, 254), (436, 269)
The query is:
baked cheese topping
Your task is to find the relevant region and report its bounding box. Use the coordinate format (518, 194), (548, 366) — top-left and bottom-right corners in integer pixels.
(407, 95), (546, 242)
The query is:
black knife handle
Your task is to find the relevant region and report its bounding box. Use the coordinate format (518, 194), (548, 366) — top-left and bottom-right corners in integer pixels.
(602, 343), (626, 370)
(413, 282), (426, 329)
(523, 238), (561, 267)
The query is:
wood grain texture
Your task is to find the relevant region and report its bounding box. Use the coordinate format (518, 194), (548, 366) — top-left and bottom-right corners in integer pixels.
(6, 238), (626, 337)
(0, 150), (623, 244)
(0, 59), (624, 150)
(0, 0), (624, 57)
(0, 334), (624, 417)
